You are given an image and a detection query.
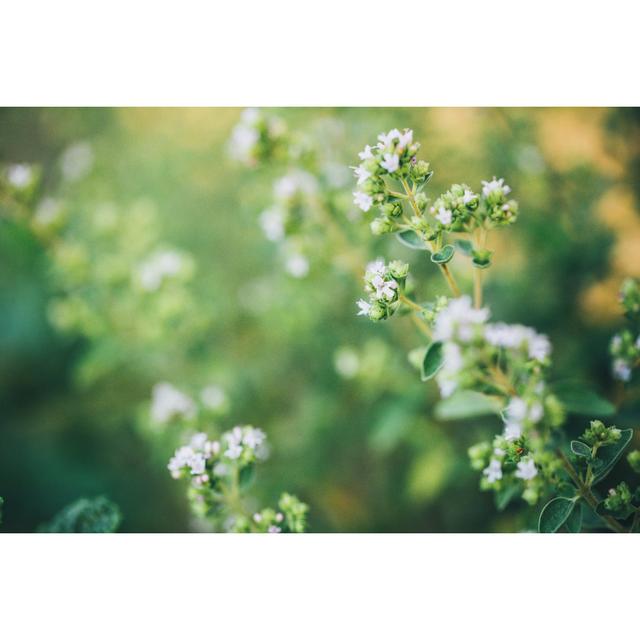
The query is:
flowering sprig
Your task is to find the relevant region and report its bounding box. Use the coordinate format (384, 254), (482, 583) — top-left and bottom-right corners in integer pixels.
(610, 278), (640, 383)
(168, 427), (308, 533)
(356, 259), (408, 321)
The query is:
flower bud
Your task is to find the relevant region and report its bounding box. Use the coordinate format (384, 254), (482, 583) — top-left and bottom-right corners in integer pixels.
(370, 216), (394, 236)
(388, 260), (409, 280)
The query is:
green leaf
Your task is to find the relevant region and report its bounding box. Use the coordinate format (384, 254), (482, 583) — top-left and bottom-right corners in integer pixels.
(570, 440), (592, 458)
(396, 230), (427, 250)
(434, 390), (501, 421)
(239, 464), (256, 489)
(552, 382), (616, 417)
(538, 497), (576, 533)
(592, 428), (634, 485)
(38, 496), (121, 533)
(454, 239), (474, 256)
(421, 341), (444, 381)
(565, 501), (583, 533)
(430, 244), (455, 264)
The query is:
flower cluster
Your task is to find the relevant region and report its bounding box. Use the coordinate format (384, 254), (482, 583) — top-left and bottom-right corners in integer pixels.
(428, 184), (479, 231)
(610, 278), (640, 382)
(150, 381), (228, 427)
(136, 249), (194, 292)
(480, 177), (519, 225)
(168, 427), (308, 533)
(356, 259), (408, 321)
(228, 108), (287, 166)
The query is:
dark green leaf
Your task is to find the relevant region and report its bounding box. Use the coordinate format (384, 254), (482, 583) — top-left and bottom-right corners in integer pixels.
(565, 501), (583, 533)
(592, 429), (634, 485)
(552, 382), (616, 417)
(434, 390), (501, 420)
(38, 496), (121, 533)
(454, 239), (474, 256)
(538, 497), (576, 533)
(396, 230), (427, 250)
(421, 341), (444, 381)
(570, 440), (592, 458)
(430, 244), (455, 264)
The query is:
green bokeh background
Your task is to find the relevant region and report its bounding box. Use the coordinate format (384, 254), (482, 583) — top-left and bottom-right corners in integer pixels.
(1, 107), (639, 532)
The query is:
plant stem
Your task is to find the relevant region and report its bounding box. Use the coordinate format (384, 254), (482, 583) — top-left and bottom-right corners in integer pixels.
(557, 449), (626, 533)
(473, 269), (483, 309)
(399, 178), (461, 297)
(399, 294), (432, 338)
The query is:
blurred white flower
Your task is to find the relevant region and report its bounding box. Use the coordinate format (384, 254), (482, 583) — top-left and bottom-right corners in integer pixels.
(436, 207), (452, 225)
(151, 382), (196, 424)
(380, 153), (399, 173)
(60, 142), (94, 182)
(481, 177), (511, 197)
(200, 385), (227, 411)
(483, 459), (502, 484)
(285, 253), (309, 278)
(137, 249), (184, 291)
(353, 191), (373, 212)
(515, 457), (538, 481)
(6, 163), (33, 188)
(259, 207), (285, 242)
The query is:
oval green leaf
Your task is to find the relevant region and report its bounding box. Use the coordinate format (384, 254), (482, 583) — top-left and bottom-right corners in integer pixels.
(538, 496), (576, 533)
(421, 341), (444, 381)
(430, 244), (455, 264)
(570, 440), (592, 458)
(434, 390), (501, 421)
(396, 230), (427, 250)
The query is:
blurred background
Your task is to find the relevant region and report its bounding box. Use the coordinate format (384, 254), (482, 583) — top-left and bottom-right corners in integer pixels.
(1, 107), (639, 532)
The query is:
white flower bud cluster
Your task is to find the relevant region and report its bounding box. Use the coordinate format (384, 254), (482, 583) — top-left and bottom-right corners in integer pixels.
(356, 259), (408, 321)
(228, 108), (287, 166)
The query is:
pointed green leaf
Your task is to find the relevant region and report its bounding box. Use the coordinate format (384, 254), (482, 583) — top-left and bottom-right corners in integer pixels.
(396, 230), (427, 250)
(592, 428), (634, 485)
(421, 341), (444, 381)
(430, 244), (455, 264)
(552, 382), (615, 417)
(434, 390), (501, 420)
(570, 440), (592, 458)
(538, 497), (576, 533)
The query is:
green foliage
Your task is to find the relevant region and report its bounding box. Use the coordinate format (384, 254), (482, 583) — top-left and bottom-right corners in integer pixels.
(421, 341), (444, 381)
(538, 497), (576, 533)
(434, 391), (500, 421)
(430, 244), (455, 264)
(396, 230), (427, 250)
(591, 428), (633, 485)
(39, 496), (122, 533)
(553, 383), (616, 417)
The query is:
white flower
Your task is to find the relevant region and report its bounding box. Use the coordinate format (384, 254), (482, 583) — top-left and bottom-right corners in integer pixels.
(241, 107), (261, 125)
(397, 129), (413, 149)
(274, 171), (316, 201)
(229, 124), (259, 161)
(353, 191), (373, 212)
(613, 358), (632, 382)
(253, 513), (263, 523)
(441, 342), (464, 375)
(481, 177), (511, 197)
(462, 189), (476, 205)
(334, 347), (360, 378)
(371, 274), (397, 301)
(151, 382), (196, 424)
(433, 296), (489, 343)
(438, 378), (458, 398)
(200, 385), (227, 411)
(356, 299), (371, 316)
(506, 397), (527, 422)
(225, 444), (243, 460)
(243, 427), (266, 450)
(483, 459), (502, 483)
(358, 145), (374, 160)
(528, 402), (544, 423)
(34, 198), (62, 226)
(515, 457), (538, 481)
(60, 142), (94, 182)
(436, 207), (452, 225)
(377, 128), (401, 151)
(213, 462), (228, 477)
(503, 421), (523, 441)
(365, 259), (386, 278)
(259, 207), (285, 242)
(137, 250), (185, 291)
(188, 454), (206, 475)
(268, 525), (282, 533)
(380, 153), (400, 173)
(285, 253), (309, 278)
(190, 432), (209, 450)
(528, 334), (551, 361)
(353, 165), (372, 185)
(6, 163), (33, 188)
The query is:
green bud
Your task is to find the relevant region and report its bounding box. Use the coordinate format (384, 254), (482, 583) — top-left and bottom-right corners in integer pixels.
(414, 192), (428, 212)
(582, 420), (621, 447)
(627, 450), (640, 474)
(603, 482), (632, 512)
(468, 441), (491, 471)
(415, 160), (431, 177)
(370, 216), (394, 236)
(620, 277), (640, 318)
(388, 260), (409, 280)
(369, 300), (387, 321)
(381, 201), (403, 218)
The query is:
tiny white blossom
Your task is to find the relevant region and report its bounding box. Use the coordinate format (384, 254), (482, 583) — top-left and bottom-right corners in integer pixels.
(7, 163), (33, 188)
(482, 177), (511, 197)
(436, 207), (453, 225)
(137, 250), (185, 291)
(358, 145), (374, 160)
(353, 165), (372, 185)
(515, 457), (538, 481)
(462, 189), (476, 205)
(380, 153), (400, 173)
(200, 385), (227, 411)
(613, 358), (632, 382)
(504, 421), (523, 441)
(377, 129), (401, 150)
(356, 299), (371, 316)
(397, 129), (413, 149)
(285, 253), (309, 278)
(483, 459), (502, 484)
(259, 207), (285, 242)
(225, 444), (243, 460)
(60, 142), (94, 182)
(268, 525), (282, 533)
(353, 191), (373, 212)
(151, 382), (196, 424)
